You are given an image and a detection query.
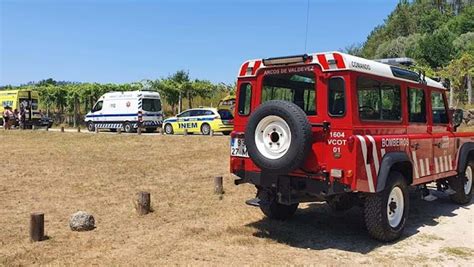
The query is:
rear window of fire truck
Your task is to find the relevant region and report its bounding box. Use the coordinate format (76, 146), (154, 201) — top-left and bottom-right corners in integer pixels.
(328, 77), (346, 116)
(431, 91), (448, 124)
(261, 72), (316, 115)
(238, 83), (252, 115)
(357, 77), (401, 121)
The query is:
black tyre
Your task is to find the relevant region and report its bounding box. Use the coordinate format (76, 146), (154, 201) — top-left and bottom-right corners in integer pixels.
(86, 121), (95, 132)
(124, 122), (133, 133)
(449, 160), (473, 204)
(245, 100), (312, 174)
(222, 131), (231, 136)
(201, 123), (211, 135)
(258, 189), (298, 220)
(364, 171), (409, 242)
(164, 123), (174, 135)
(326, 194), (355, 211)
(146, 128), (157, 133)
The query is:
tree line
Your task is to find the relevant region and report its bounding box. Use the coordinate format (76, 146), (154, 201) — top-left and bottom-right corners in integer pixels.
(0, 71), (235, 127)
(344, 0), (473, 108)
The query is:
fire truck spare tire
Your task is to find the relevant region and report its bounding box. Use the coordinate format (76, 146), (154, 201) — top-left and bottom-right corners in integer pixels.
(364, 171), (409, 242)
(245, 100), (312, 174)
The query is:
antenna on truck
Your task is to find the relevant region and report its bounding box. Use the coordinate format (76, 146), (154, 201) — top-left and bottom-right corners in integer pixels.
(304, 0), (310, 52)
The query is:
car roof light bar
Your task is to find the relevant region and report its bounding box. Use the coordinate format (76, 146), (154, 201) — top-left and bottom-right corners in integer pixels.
(263, 54), (310, 66)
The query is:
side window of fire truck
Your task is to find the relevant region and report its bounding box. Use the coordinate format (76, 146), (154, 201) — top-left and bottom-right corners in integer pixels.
(357, 77), (401, 121)
(408, 88), (426, 123)
(238, 83), (252, 115)
(261, 72), (316, 115)
(431, 91), (448, 124)
(328, 77), (345, 116)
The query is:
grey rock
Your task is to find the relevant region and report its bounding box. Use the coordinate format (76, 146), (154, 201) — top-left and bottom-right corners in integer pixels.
(69, 211), (95, 231)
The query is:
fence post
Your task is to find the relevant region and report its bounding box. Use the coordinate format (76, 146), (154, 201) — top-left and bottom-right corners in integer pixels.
(117, 128), (122, 134)
(136, 191), (151, 215)
(95, 126), (99, 134)
(32, 125), (36, 131)
(77, 127), (81, 133)
(30, 212), (44, 242)
(210, 130), (214, 137)
(137, 127), (142, 135)
(61, 126), (64, 132)
(214, 176), (224, 194)
(183, 129), (188, 136)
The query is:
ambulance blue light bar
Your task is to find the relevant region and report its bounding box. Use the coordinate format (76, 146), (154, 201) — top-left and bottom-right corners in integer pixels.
(263, 54), (310, 66)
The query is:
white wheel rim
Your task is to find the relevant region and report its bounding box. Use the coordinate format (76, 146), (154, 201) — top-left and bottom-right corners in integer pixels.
(165, 125), (171, 134)
(387, 186), (404, 228)
(254, 115), (291, 160)
(202, 124), (210, 134)
(465, 166), (473, 195)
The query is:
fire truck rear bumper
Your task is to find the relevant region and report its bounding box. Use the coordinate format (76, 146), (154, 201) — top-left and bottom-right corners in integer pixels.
(233, 170), (351, 201)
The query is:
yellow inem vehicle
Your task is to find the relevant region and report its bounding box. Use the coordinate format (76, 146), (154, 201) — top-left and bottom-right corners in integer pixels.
(163, 107), (234, 135)
(0, 90), (41, 125)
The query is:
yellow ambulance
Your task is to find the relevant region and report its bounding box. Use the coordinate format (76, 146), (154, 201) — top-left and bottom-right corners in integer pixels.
(0, 90), (42, 127)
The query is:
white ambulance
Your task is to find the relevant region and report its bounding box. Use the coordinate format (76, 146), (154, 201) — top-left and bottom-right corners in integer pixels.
(85, 91), (163, 133)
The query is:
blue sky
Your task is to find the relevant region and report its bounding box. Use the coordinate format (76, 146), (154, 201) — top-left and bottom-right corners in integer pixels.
(0, 0), (398, 85)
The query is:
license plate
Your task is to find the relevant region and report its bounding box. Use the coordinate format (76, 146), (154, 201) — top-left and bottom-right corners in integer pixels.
(231, 138), (249, 158)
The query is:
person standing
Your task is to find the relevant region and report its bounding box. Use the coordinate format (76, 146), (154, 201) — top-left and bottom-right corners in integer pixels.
(3, 106), (13, 130)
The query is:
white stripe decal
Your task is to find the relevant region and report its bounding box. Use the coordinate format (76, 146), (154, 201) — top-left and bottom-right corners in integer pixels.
(444, 156), (449, 171)
(381, 148), (386, 158)
(439, 157), (445, 172)
(356, 135), (375, 193)
(419, 159), (426, 177)
(448, 155), (453, 171)
(412, 151), (420, 179)
(425, 158), (430, 175)
(367, 135), (380, 175)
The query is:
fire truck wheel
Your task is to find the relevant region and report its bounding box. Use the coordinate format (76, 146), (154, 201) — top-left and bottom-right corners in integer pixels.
(326, 194), (355, 211)
(245, 100), (312, 173)
(449, 159), (473, 204)
(86, 121), (95, 132)
(364, 171), (409, 242)
(258, 189), (298, 220)
(164, 124), (174, 134)
(124, 122), (133, 133)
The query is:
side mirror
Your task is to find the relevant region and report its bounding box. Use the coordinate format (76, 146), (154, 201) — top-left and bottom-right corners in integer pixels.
(452, 109), (463, 129)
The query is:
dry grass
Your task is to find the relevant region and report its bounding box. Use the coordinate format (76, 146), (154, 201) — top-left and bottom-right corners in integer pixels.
(0, 131), (472, 266)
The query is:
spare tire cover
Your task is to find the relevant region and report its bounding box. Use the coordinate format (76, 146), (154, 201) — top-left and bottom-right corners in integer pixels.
(244, 100), (312, 174)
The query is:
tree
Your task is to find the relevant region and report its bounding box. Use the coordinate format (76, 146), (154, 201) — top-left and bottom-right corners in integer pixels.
(439, 53), (474, 107)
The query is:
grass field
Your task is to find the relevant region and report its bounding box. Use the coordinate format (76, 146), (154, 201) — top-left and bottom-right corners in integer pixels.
(0, 131), (473, 266)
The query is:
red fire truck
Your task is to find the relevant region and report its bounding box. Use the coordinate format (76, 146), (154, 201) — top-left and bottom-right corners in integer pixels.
(230, 52), (473, 241)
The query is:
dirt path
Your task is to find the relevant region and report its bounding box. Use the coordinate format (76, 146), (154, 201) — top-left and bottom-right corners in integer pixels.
(0, 131), (472, 265)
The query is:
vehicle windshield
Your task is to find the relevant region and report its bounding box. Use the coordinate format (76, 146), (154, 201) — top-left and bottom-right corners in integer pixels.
(218, 109), (234, 120)
(142, 98), (162, 112)
(261, 70), (316, 115)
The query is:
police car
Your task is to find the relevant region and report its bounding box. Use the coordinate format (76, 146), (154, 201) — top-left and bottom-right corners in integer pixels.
(163, 107), (233, 135)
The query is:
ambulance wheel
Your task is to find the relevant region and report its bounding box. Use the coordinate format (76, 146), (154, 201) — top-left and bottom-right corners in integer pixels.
(449, 160), (473, 204)
(258, 189), (298, 220)
(223, 131), (231, 136)
(164, 124), (174, 134)
(124, 122), (133, 133)
(245, 100), (312, 174)
(87, 122), (95, 132)
(364, 171), (409, 242)
(201, 123), (211, 135)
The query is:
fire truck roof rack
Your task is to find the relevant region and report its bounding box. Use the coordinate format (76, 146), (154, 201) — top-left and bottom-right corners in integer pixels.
(374, 57), (416, 67)
(263, 54), (311, 66)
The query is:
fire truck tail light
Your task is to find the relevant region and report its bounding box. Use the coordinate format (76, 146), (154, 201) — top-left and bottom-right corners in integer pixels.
(330, 169), (343, 178)
(346, 170), (353, 178)
(263, 54), (311, 66)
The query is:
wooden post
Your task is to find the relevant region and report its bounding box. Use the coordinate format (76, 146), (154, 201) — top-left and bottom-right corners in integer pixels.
(214, 176), (224, 194)
(45, 126), (48, 132)
(30, 212), (44, 242)
(159, 127), (164, 135)
(210, 130), (214, 137)
(137, 191), (151, 215)
(77, 127), (81, 133)
(117, 128), (122, 134)
(61, 126), (64, 132)
(183, 129), (188, 136)
(32, 125), (36, 131)
(95, 126), (99, 134)
(137, 127), (142, 135)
